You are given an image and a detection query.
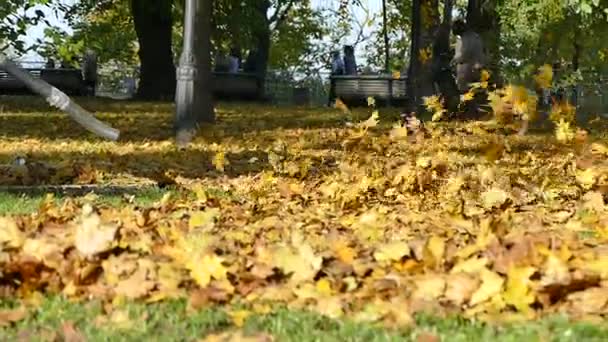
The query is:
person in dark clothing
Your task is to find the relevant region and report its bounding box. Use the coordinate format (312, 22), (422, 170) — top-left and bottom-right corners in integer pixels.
(331, 51), (345, 75)
(228, 46), (241, 73)
(243, 50), (258, 73)
(328, 50), (345, 106)
(343, 45), (358, 75)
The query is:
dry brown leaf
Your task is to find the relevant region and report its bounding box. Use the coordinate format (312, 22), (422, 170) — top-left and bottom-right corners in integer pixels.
(0, 307), (28, 327)
(61, 321), (86, 342)
(74, 205), (118, 258)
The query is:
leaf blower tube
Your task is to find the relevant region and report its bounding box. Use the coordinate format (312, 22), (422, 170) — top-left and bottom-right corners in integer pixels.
(0, 56), (120, 141)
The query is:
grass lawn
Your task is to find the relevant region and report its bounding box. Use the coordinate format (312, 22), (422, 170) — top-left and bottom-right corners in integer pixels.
(1, 95), (608, 341)
(2, 296), (608, 341)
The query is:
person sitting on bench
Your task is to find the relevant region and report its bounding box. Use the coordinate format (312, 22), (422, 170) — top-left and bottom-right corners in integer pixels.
(214, 52), (230, 72)
(45, 58), (55, 69)
(228, 47), (240, 74)
(331, 51), (345, 75)
(328, 50), (345, 106)
(343, 45), (358, 75)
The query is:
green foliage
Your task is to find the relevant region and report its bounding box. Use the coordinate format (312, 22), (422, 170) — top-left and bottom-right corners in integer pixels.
(0, 0), (51, 54)
(364, 0), (412, 72)
(268, 3), (328, 75)
(498, 0), (608, 83)
(34, 0), (138, 66)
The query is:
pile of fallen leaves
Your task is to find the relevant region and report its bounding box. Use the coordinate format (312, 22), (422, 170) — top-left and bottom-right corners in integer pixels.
(1, 97), (608, 328)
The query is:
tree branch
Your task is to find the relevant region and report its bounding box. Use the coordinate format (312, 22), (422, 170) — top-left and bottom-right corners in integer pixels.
(269, 0), (296, 30)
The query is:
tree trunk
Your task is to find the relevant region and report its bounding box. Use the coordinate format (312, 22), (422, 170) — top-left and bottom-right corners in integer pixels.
(466, 0), (501, 87)
(250, 0), (271, 100)
(571, 26), (581, 106)
(194, 0), (215, 123)
(405, 0), (440, 114)
(131, 0), (176, 101)
(431, 0), (459, 114)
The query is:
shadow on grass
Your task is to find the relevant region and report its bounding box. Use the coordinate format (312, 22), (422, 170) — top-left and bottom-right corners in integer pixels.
(0, 95), (401, 142)
(0, 148), (276, 184)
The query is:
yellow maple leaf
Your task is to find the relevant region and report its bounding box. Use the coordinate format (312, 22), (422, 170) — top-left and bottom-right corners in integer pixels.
(335, 98), (349, 113)
(74, 205), (118, 258)
(272, 243), (321, 283)
(503, 266), (536, 313)
(367, 96), (376, 107)
(316, 297), (344, 319)
(555, 119), (575, 143)
(212, 151), (229, 172)
(469, 268), (504, 306)
(461, 90), (475, 102)
(188, 254), (228, 288)
(360, 110), (379, 129)
(590, 142), (608, 156)
(188, 208), (220, 230)
(392, 71), (401, 79)
(418, 47), (432, 64)
(451, 257), (489, 274)
(550, 100), (576, 123)
(227, 309), (252, 327)
(334, 241), (357, 264)
(425, 236), (445, 267)
(480, 69), (491, 82)
(481, 188), (509, 209)
(445, 273), (480, 306)
(191, 183), (208, 202)
(412, 274), (446, 301)
(0, 217), (24, 249)
(583, 256), (608, 278)
(576, 168), (597, 190)
(534, 64), (553, 89)
(316, 278), (333, 296)
(389, 125), (409, 140)
(540, 253), (571, 287)
(423, 95), (446, 121)
(373, 241), (410, 262)
(487, 90), (507, 117)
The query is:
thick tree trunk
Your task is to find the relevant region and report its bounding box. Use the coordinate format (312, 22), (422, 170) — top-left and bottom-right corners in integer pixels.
(131, 0), (176, 101)
(466, 0), (501, 87)
(194, 0), (215, 123)
(250, 0), (272, 100)
(571, 27), (581, 106)
(406, 0), (440, 114)
(431, 0), (459, 114)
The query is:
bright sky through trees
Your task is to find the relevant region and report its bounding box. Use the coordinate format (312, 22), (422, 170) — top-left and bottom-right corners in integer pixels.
(20, 0), (383, 62)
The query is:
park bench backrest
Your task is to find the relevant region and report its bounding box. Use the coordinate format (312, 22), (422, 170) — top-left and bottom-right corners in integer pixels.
(331, 75), (407, 101)
(0, 68), (84, 95)
(212, 72), (261, 99)
(0, 69), (42, 90)
(41, 69), (83, 90)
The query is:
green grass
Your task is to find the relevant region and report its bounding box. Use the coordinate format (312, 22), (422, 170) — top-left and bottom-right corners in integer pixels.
(1, 297), (608, 341)
(0, 187), (168, 215)
(0, 184), (240, 215)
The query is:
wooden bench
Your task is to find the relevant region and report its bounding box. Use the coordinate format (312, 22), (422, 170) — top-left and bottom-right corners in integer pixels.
(212, 72), (262, 101)
(330, 75), (408, 106)
(0, 68), (87, 96)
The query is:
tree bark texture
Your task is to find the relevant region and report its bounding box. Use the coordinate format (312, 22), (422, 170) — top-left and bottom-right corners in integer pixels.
(406, 0), (440, 114)
(131, 0), (176, 101)
(431, 0), (459, 114)
(194, 0), (215, 123)
(249, 0), (272, 100)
